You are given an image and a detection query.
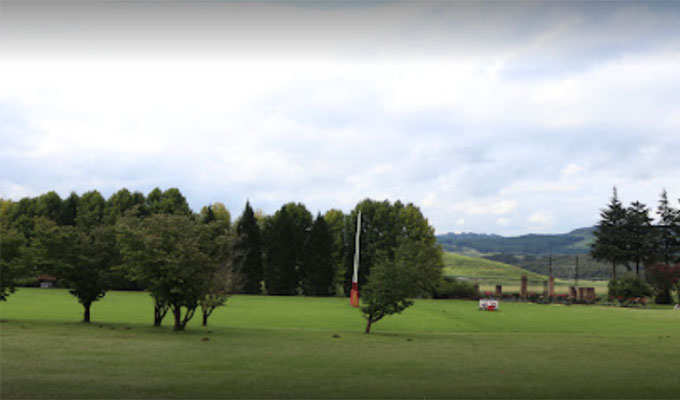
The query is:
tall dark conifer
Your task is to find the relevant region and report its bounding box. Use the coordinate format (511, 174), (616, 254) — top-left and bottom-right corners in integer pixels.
(625, 201), (655, 276)
(263, 203), (312, 295)
(301, 214), (335, 296)
(656, 189), (680, 264)
(591, 187), (628, 279)
(234, 201), (264, 294)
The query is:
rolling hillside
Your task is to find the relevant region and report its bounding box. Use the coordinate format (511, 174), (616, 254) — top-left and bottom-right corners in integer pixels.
(437, 227), (595, 255)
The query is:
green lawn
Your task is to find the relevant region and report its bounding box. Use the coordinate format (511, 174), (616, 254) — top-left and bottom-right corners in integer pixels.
(1, 289), (679, 399)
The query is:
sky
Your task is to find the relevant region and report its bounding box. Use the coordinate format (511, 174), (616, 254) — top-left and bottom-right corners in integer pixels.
(1, 0), (679, 236)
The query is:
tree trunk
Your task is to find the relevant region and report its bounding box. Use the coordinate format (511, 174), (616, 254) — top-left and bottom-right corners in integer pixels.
(83, 302), (91, 323)
(173, 306), (183, 331)
(154, 301), (168, 327)
(365, 319), (372, 334)
(202, 311), (208, 326)
(612, 262), (617, 280)
(635, 260), (640, 277)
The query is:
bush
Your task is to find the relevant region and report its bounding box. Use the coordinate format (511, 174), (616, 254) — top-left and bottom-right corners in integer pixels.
(654, 288), (673, 305)
(608, 275), (653, 300)
(434, 278), (478, 299)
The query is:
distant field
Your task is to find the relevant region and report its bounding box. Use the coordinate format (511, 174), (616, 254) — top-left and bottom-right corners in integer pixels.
(443, 252), (608, 294)
(1, 289), (679, 399)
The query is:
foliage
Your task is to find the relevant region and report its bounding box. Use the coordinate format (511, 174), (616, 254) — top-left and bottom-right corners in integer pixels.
(33, 217), (115, 322)
(233, 201), (264, 294)
(0, 224), (26, 301)
(145, 187), (192, 215)
(117, 214), (216, 331)
(301, 214), (335, 296)
(323, 208), (346, 292)
(591, 187), (629, 279)
(263, 203), (313, 295)
(645, 263), (680, 304)
(607, 274), (653, 300)
(104, 188), (146, 225)
(438, 228), (593, 255)
(656, 189), (680, 265)
(433, 278), (478, 299)
(199, 267), (236, 326)
(344, 199), (442, 297)
(624, 201), (655, 276)
(360, 249), (416, 333)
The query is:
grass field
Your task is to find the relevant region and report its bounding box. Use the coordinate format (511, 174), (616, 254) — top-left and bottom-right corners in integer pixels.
(1, 288), (679, 399)
(443, 252), (609, 295)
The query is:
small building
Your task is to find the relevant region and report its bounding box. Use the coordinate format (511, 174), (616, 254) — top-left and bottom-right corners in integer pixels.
(37, 274), (57, 288)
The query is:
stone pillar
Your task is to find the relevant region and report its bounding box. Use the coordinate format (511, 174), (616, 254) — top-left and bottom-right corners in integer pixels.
(521, 275), (528, 298)
(495, 285), (502, 297)
(548, 276), (555, 299)
(587, 287), (596, 303)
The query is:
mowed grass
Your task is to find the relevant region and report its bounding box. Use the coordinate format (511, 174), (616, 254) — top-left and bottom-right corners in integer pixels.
(443, 252), (609, 295)
(1, 289), (679, 399)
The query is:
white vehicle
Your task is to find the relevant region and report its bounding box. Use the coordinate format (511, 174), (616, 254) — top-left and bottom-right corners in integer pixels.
(479, 299), (499, 311)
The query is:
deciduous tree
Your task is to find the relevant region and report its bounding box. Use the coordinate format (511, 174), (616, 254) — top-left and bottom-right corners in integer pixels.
(361, 249), (415, 334)
(34, 217), (115, 322)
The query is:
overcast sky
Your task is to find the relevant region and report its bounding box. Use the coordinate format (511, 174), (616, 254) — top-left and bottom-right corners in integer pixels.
(1, 0), (679, 235)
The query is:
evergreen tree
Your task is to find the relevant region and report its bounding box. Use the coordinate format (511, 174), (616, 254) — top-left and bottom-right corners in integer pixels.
(624, 201), (655, 276)
(301, 214), (335, 296)
(234, 201), (264, 294)
(324, 209), (346, 291)
(60, 192), (79, 226)
(263, 203), (312, 295)
(656, 189), (680, 264)
(591, 187), (628, 279)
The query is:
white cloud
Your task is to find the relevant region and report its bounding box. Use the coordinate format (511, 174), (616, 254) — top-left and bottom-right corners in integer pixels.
(1, 1), (679, 236)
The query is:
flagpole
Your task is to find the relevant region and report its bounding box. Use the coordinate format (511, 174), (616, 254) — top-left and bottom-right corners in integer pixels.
(350, 211), (361, 307)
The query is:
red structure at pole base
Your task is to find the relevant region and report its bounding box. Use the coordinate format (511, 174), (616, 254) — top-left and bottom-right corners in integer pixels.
(350, 282), (359, 307)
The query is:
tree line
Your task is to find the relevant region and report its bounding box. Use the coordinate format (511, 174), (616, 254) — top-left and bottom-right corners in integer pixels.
(0, 188), (443, 331)
(590, 188), (680, 303)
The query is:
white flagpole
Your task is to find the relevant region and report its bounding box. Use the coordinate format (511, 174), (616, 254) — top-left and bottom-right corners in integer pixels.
(350, 211), (361, 307)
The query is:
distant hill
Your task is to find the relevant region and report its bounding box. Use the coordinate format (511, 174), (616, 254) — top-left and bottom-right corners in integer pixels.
(437, 227), (595, 255)
(442, 252), (545, 281)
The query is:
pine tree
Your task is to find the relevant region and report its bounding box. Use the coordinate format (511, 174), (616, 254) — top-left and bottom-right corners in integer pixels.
(591, 187), (628, 279)
(624, 201), (655, 276)
(263, 203), (312, 295)
(234, 201), (264, 294)
(656, 189), (680, 264)
(301, 214), (335, 296)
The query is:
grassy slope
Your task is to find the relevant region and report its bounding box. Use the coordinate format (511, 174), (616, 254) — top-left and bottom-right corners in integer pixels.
(2, 289), (679, 399)
(443, 252), (608, 293)
(442, 252), (545, 281)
